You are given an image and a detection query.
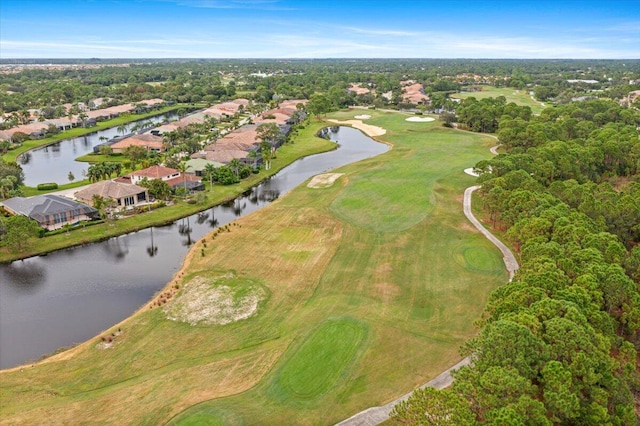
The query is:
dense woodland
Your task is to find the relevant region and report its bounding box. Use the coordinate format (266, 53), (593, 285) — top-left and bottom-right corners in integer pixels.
(2, 59), (640, 423)
(394, 99), (640, 424)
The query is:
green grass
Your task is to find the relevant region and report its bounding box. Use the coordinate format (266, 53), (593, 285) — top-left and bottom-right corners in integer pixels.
(450, 86), (545, 114)
(20, 179), (91, 197)
(75, 153), (127, 163)
(0, 109), (508, 425)
(0, 120), (336, 263)
(268, 318), (366, 402)
(1, 104), (189, 164)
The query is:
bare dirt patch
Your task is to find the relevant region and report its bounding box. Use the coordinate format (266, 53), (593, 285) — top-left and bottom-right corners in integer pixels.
(307, 173), (344, 189)
(327, 119), (386, 137)
(165, 273), (267, 326)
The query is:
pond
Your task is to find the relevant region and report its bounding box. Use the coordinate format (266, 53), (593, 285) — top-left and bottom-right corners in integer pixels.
(19, 113), (178, 187)
(0, 126), (388, 369)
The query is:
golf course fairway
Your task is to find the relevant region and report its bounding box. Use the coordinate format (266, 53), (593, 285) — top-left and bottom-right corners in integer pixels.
(0, 110), (506, 425)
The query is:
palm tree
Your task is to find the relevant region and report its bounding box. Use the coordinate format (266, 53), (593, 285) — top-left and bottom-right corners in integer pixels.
(203, 163), (217, 191)
(248, 149), (259, 168)
(228, 158), (242, 178)
(259, 141), (273, 170)
(176, 161), (188, 193)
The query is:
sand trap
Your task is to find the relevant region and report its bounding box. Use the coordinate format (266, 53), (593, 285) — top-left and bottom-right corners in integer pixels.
(354, 114), (371, 120)
(327, 119), (386, 137)
(405, 116), (435, 122)
(307, 173), (344, 189)
(464, 168), (480, 177)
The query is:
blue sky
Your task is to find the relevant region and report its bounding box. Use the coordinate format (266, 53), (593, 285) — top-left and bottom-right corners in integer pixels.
(1, 0), (638, 58)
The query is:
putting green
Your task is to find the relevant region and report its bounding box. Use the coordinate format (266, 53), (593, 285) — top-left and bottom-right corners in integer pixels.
(268, 318), (366, 402)
(453, 244), (504, 273)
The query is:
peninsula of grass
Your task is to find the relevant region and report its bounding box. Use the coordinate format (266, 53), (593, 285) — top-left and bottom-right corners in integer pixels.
(0, 110), (506, 425)
(450, 85), (545, 114)
(1, 104), (191, 164)
(0, 120), (336, 263)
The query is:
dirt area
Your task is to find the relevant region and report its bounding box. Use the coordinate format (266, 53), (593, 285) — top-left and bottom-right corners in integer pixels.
(327, 119), (386, 137)
(307, 173), (344, 189)
(164, 274), (266, 326)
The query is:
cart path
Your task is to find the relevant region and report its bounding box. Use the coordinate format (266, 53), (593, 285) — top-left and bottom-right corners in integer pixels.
(336, 144), (518, 426)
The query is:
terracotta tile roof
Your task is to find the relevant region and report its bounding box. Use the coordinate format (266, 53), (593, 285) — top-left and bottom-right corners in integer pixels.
(131, 165), (178, 179)
(111, 133), (164, 151)
(165, 173), (202, 188)
(204, 149), (250, 163)
(348, 84), (372, 95)
(402, 83), (430, 104)
(75, 180), (147, 203)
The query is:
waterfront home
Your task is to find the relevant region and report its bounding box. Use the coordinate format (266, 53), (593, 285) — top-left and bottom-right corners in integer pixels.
(110, 133), (165, 153)
(185, 158), (224, 176)
(75, 180), (149, 208)
(129, 165), (204, 191)
(1, 194), (98, 230)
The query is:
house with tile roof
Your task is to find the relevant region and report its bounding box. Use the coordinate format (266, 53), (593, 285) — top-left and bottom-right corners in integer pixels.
(74, 180), (149, 208)
(1, 194), (98, 230)
(185, 158), (224, 176)
(110, 133), (165, 154)
(129, 165), (204, 191)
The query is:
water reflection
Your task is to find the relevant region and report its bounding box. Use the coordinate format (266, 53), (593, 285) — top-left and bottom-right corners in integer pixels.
(178, 217), (193, 246)
(20, 113), (178, 186)
(103, 237), (130, 261)
(0, 126), (389, 369)
(0, 261), (46, 293)
(146, 228), (158, 258)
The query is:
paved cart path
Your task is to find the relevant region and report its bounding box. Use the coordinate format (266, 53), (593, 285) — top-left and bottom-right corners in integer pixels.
(336, 143), (518, 426)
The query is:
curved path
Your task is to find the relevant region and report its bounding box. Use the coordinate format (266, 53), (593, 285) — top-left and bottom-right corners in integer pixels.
(335, 144), (518, 426)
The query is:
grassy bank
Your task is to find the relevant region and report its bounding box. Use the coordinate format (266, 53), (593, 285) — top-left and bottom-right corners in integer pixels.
(1, 104), (191, 164)
(0, 110), (505, 425)
(0, 120), (336, 263)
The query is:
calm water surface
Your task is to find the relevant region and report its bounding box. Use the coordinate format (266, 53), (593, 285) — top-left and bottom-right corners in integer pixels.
(19, 113), (178, 186)
(0, 126), (388, 369)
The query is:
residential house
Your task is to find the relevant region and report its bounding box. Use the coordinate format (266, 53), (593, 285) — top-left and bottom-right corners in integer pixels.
(110, 133), (165, 154)
(75, 180), (149, 208)
(130, 165), (181, 185)
(402, 83), (430, 105)
(1, 194), (98, 230)
(129, 165), (204, 191)
(185, 158), (224, 176)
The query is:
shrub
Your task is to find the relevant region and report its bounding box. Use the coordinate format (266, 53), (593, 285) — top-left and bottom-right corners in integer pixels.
(37, 183), (58, 190)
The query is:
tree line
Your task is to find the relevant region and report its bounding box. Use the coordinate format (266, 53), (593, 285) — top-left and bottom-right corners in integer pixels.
(393, 99), (640, 424)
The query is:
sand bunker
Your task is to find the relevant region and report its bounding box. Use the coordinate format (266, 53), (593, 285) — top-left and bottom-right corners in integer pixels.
(307, 173), (344, 189)
(327, 119), (386, 137)
(464, 168), (480, 177)
(354, 114), (371, 119)
(405, 116), (435, 122)
(165, 274), (266, 326)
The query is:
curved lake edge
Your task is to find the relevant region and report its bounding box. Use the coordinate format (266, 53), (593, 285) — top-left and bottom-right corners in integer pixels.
(0, 122), (339, 264)
(3, 105), (189, 165)
(0, 122), (391, 371)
